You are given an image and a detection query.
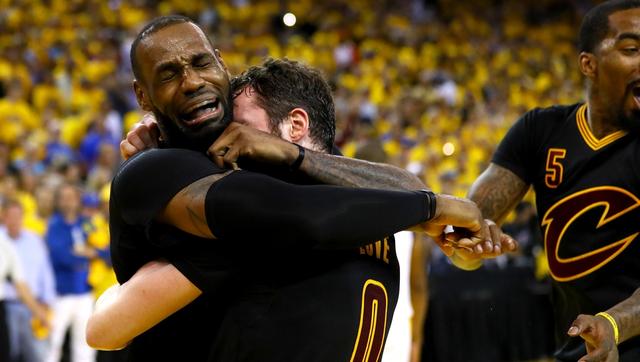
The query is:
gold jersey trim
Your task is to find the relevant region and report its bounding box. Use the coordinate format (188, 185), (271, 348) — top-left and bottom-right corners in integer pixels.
(576, 104), (627, 151)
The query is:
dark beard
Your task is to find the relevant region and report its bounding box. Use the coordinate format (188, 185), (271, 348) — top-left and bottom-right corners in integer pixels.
(154, 98), (234, 153)
(158, 111), (232, 152)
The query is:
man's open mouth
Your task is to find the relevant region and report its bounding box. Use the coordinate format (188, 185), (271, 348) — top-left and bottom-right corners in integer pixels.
(633, 84), (640, 99)
(181, 98), (222, 127)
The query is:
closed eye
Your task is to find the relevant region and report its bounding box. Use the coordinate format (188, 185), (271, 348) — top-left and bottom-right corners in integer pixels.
(159, 70), (176, 81)
(193, 54), (214, 68)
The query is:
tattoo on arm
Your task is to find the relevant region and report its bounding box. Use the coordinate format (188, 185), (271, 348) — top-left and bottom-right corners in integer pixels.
(160, 172), (231, 238)
(301, 150), (425, 191)
(468, 163), (529, 223)
(184, 180), (212, 238)
(609, 288), (640, 343)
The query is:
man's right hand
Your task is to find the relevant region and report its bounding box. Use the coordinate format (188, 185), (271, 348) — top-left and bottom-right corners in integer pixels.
(424, 194), (489, 248)
(120, 113), (160, 160)
(208, 122), (300, 169)
(422, 195), (517, 269)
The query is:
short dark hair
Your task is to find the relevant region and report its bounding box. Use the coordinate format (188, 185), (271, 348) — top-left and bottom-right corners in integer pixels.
(130, 15), (207, 81)
(231, 58), (336, 152)
(579, 0), (640, 53)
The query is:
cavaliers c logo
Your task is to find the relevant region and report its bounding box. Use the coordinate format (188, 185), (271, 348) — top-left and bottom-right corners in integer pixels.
(542, 186), (640, 282)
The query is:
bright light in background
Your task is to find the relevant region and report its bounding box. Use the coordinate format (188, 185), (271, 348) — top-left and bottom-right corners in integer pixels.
(442, 142), (455, 156)
(283, 12), (297, 27)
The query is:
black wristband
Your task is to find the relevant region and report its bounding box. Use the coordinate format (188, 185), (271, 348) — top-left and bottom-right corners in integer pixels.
(290, 144), (305, 171)
(418, 190), (437, 221)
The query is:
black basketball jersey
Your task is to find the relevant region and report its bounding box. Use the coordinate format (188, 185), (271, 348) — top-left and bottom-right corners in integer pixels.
(110, 148), (401, 362)
(110, 148), (231, 362)
(493, 103), (640, 361)
(209, 237), (399, 362)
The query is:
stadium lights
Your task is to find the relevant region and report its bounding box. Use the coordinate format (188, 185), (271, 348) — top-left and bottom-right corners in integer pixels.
(283, 12), (297, 27)
(442, 142), (455, 156)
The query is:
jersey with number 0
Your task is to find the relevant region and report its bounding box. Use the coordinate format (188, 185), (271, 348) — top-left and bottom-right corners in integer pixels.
(208, 231), (400, 362)
(493, 103), (640, 361)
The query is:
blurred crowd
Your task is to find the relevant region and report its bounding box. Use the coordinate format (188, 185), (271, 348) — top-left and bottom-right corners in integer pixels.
(0, 0), (599, 361)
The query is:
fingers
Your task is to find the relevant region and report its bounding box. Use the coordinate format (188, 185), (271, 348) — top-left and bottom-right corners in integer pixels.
(486, 220), (502, 254)
(577, 349), (612, 362)
(121, 116), (161, 159)
(140, 114), (161, 143)
(120, 140), (138, 160)
(433, 234), (455, 257)
(568, 314), (592, 338)
(454, 220), (517, 257)
(569, 314), (617, 362)
(136, 123), (159, 148)
(209, 123), (242, 165)
(501, 233), (518, 252)
(445, 233), (476, 250)
(140, 113), (158, 127)
(222, 145), (242, 170)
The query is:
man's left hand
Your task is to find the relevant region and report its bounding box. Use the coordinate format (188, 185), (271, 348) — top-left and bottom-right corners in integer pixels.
(120, 113), (160, 160)
(568, 314), (619, 362)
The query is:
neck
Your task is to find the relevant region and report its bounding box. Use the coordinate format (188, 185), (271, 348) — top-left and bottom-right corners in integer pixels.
(298, 137), (321, 152)
(586, 92), (624, 138)
(159, 127), (217, 154)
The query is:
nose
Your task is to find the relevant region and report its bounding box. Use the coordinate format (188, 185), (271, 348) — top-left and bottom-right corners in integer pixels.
(181, 66), (205, 96)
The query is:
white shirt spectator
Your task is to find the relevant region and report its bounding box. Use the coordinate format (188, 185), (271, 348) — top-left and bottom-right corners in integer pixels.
(0, 234), (25, 300)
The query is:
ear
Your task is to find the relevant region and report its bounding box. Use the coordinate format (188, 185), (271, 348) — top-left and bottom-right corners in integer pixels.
(579, 52), (597, 79)
(215, 49), (230, 76)
(133, 80), (152, 112)
(287, 108), (310, 144)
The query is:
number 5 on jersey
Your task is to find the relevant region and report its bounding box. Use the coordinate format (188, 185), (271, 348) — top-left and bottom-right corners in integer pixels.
(350, 279), (388, 362)
(545, 148), (566, 188)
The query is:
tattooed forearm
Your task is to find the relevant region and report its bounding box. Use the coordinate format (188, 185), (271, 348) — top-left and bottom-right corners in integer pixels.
(300, 150), (425, 191)
(608, 288), (640, 343)
(178, 176), (215, 237)
(468, 163), (529, 224)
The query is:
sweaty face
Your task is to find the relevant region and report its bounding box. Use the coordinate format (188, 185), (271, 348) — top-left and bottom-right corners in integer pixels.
(233, 87), (287, 140)
(136, 22), (232, 150)
(594, 8), (640, 131)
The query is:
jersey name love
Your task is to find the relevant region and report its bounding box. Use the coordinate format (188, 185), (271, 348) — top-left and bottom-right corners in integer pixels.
(358, 237), (391, 264)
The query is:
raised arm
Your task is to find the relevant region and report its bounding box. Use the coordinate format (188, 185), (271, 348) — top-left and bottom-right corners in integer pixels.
(116, 149), (488, 248)
(299, 149), (424, 190)
(122, 120), (424, 191)
(86, 261), (201, 350)
(162, 170), (483, 249)
(210, 122), (425, 191)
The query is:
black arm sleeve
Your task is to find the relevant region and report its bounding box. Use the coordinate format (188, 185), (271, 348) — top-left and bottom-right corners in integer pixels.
(205, 170), (431, 249)
(112, 148), (226, 227)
